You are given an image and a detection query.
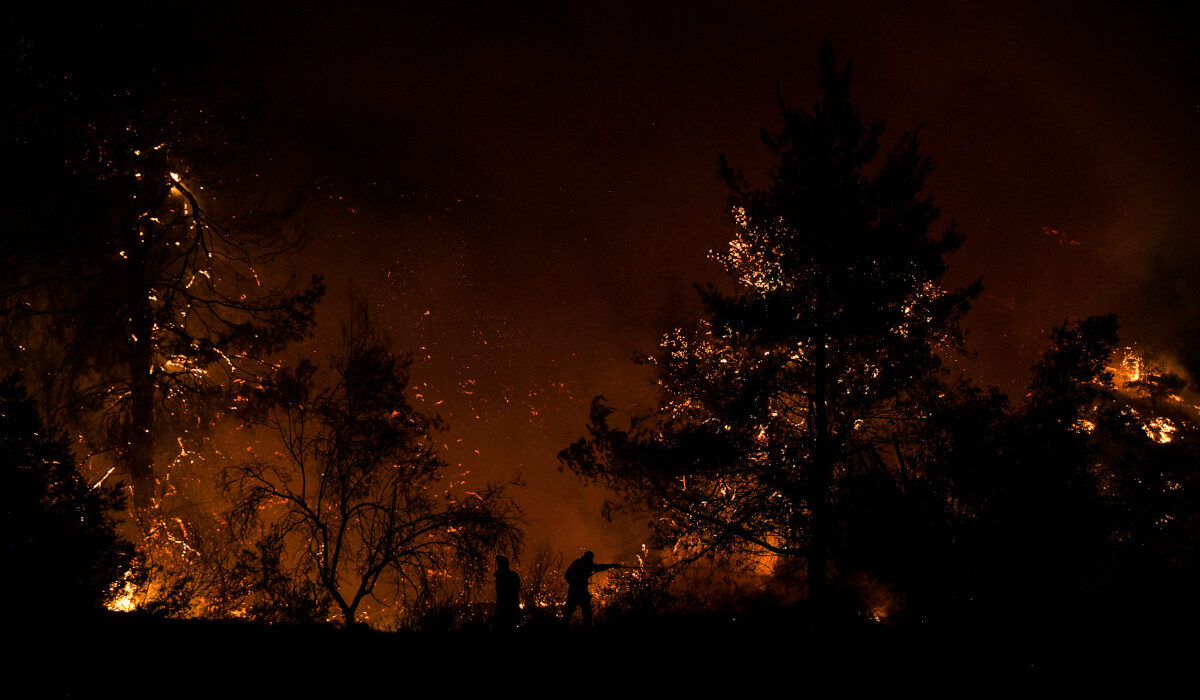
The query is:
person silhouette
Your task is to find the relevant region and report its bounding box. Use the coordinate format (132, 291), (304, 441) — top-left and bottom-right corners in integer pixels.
(562, 550), (622, 626)
(494, 554), (521, 629)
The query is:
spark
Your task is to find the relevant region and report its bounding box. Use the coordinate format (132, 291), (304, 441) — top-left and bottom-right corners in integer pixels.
(92, 465), (118, 490)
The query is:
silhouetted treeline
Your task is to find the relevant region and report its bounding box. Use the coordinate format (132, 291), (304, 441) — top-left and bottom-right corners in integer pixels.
(562, 47), (1200, 628)
(3, 19), (1198, 638)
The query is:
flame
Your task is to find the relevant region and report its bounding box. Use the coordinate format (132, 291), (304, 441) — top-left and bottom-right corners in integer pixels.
(106, 571), (140, 612)
(1104, 347), (1191, 443)
(1110, 347), (1145, 385)
(1144, 416), (1176, 444)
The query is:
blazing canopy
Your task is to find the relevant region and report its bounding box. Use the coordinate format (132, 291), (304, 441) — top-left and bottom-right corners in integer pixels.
(561, 47), (979, 601)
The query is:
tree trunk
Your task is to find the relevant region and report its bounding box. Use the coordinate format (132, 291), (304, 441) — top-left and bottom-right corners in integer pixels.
(339, 601), (357, 627)
(127, 341), (155, 509)
(809, 366), (830, 604)
(808, 297), (831, 607)
(125, 218), (156, 510)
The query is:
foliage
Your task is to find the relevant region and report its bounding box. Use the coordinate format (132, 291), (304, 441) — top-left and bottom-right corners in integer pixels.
(237, 537), (335, 624)
(597, 561), (679, 624)
(520, 539), (565, 625)
(867, 315), (1200, 624)
(933, 318), (1118, 621)
(223, 309), (522, 626)
(1, 10), (324, 508)
(0, 374), (134, 618)
(560, 46), (978, 603)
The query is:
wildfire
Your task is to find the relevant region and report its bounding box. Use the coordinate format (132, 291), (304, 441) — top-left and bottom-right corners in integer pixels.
(1144, 416), (1176, 444)
(106, 572), (140, 613)
(1102, 346), (1195, 444)
(1110, 347), (1145, 386)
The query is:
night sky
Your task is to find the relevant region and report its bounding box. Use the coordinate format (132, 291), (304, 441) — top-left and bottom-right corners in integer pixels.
(57, 1), (1200, 560)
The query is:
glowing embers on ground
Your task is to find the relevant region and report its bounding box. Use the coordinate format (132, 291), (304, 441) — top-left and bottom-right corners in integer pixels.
(1144, 415), (1177, 444)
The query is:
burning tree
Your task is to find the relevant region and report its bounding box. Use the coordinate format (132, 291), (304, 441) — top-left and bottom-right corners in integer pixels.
(1064, 327), (1200, 613)
(224, 311), (522, 626)
(1, 11), (324, 511)
(560, 47), (977, 604)
(1, 127), (323, 511)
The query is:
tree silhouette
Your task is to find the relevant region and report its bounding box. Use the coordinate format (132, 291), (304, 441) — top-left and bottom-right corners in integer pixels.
(561, 46), (978, 604)
(851, 316), (1200, 624)
(0, 374), (134, 619)
(223, 309), (522, 626)
(970, 316), (1118, 621)
(1, 17), (324, 509)
(1059, 325), (1200, 619)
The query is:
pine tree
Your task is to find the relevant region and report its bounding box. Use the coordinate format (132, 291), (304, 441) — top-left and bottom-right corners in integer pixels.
(561, 47), (978, 603)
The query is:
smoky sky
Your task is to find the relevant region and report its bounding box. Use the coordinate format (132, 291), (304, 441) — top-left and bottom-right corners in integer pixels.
(17, 1), (1199, 559)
